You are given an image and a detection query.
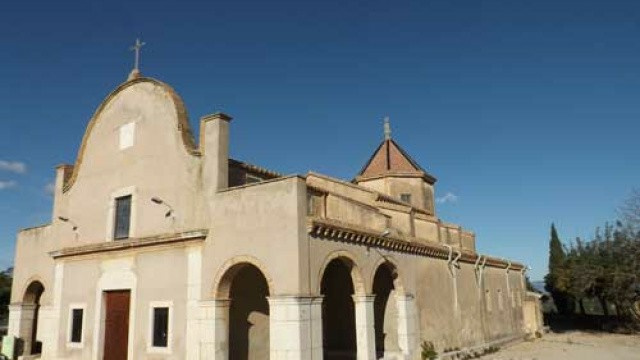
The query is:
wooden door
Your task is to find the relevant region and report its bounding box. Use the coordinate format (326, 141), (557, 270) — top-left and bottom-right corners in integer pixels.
(103, 290), (131, 360)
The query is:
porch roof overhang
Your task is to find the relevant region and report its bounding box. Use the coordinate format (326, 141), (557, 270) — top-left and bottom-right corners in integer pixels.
(49, 229), (208, 259)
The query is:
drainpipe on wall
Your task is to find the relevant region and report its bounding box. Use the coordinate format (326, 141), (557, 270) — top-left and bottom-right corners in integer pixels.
(505, 261), (512, 296)
(474, 255), (484, 293)
(444, 244), (462, 317)
(476, 255), (489, 345)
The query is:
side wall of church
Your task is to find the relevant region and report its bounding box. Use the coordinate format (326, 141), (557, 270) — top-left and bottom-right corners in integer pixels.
(308, 235), (527, 355)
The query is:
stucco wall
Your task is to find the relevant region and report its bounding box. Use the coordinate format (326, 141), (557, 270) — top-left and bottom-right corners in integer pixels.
(202, 176), (308, 299)
(51, 246), (190, 360)
(11, 225), (55, 305)
(54, 81), (203, 244)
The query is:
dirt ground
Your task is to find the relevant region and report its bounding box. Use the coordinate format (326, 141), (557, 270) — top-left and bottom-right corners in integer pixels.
(480, 331), (640, 360)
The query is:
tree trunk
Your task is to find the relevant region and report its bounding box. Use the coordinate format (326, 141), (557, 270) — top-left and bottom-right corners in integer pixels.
(598, 296), (609, 317)
(579, 298), (586, 315)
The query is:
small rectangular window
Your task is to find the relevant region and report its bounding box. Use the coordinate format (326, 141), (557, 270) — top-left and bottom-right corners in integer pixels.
(498, 290), (504, 311)
(152, 307), (169, 348)
(400, 193), (412, 204)
(70, 308), (83, 344)
(114, 195), (132, 240)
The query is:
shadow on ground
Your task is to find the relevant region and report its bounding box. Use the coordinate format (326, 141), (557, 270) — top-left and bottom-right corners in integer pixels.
(545, 314), (639, 334)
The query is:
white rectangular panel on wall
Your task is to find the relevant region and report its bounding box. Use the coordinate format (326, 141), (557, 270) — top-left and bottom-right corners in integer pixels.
(119, 122), (136, 150)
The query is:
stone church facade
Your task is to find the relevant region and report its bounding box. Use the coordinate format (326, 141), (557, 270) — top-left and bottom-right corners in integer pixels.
(3, 71), (541, 360)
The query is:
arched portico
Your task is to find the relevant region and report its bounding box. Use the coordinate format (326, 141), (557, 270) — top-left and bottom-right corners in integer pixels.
(370, 260), (417, 359)
(321, 258), (358, 359)
(317, 251), (366, 296)
(11, 280), (46, 356)
(319, 253), (378, 360)
(372, 262), (400, 358)
(214, 261), (271, 360)
(206, 257), (324, 360)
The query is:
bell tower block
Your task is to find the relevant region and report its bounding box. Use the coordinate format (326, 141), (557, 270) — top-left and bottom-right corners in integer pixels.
(354, 118), (437, 214)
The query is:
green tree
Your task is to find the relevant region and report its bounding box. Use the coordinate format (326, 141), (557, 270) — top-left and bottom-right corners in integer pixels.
(0, 267), (12, 322)
(525, 276), (537, 293)
(544, 223), (574, 314)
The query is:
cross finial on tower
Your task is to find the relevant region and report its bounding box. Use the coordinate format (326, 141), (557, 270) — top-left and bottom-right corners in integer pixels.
(383, 116), (392, 140)
(130, 38), (146, 72)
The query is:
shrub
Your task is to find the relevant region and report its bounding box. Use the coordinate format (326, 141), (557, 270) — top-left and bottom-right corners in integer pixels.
(421, 341), (438, 360)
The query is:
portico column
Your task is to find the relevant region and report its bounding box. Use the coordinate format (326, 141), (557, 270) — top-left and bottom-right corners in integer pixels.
(353, 295), (376, 360)
(396, 294), (418, 359)
(199, 299), (230, 360)
(7, 303), (38, 356)
(268, 296), (324, 360)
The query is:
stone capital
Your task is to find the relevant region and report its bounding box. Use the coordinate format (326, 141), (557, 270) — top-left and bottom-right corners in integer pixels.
(200, 299), (231, 308)
(351, 294), (376, 303)
(267, 295), (323, 306)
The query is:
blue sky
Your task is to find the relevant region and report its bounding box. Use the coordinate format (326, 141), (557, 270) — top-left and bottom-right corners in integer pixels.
(1, 0), (639, 281)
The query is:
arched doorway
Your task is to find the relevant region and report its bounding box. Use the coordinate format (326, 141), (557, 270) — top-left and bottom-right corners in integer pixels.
(217, 263), (271, 360)
(23, 281), (45, 355)
(372, 263), (400, 358)
(321, 258), (358, 360)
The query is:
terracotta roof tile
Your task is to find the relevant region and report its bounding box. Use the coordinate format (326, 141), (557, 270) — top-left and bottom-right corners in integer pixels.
(356, 139), (436, 184)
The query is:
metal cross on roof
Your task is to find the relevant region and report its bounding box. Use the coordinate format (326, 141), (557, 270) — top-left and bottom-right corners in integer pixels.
(129, 38), (146, 71)
(384, 116), (392, 140)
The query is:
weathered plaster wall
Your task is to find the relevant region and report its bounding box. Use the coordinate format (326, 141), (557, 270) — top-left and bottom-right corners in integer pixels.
(54, 81), (203, 243)
(308, 236), (527, 355)
(51, 246), (190, 360)
(11, 226), (54, 305)
(202, 176), (308, 299)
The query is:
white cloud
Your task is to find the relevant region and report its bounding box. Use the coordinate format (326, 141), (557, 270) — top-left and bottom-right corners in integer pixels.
(45, 182), (55, 195)
(0, 180), (17, 190)
(436, 192), (459, 204)
(0, 160), (26, 174)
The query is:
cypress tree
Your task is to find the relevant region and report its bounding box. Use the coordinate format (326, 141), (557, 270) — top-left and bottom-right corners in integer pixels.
(544, 223), (573, 314)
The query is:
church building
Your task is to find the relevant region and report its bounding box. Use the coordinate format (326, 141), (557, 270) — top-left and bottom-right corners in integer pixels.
(3, 63), (542, 359)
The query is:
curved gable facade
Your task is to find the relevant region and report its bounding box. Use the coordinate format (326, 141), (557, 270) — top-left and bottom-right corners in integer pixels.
(56, 78), (203, 243)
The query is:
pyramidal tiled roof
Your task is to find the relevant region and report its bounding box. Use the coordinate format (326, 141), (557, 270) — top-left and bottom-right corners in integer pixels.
(355, 138), (437, 184)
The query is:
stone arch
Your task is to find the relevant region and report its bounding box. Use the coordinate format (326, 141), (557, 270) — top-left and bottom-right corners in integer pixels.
(372, 260), (402, 358)
(21, 280), (45, 356)
(319, 252), (367, 359)
(369, 255), (405, 295)
(213, 255), (275, 299)
(212, 257), (273, 360)
(317, 250), (366, 296)
(22, 279), (45, 304)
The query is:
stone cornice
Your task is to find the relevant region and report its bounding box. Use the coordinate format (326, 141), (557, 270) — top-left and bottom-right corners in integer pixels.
(49, 229), (208, 259)
(355, 171), (437, 185)
(307, 217), (523, 270)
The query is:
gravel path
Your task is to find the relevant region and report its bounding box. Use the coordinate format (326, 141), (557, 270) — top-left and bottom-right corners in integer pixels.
(479, 331), (640, 360)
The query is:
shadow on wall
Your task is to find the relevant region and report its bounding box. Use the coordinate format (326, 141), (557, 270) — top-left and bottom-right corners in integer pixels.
(229, 265), (270, 360)
(373, 264), (400, 358)
(321, 259), (357, 360)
